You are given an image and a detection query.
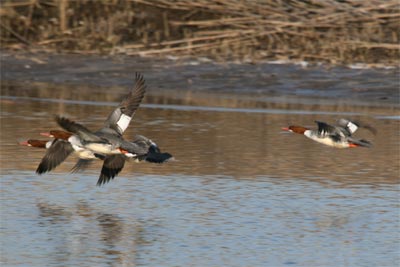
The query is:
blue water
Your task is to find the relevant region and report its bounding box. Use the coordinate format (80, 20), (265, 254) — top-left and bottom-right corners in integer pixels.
(1, 171), (399, 267)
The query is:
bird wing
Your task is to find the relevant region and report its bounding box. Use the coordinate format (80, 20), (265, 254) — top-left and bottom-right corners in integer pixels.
(337, 118), (377, 136)
(70, 159), (94, 173)
(337, 118), (359, 136)
(56, 116), (103, 143)
(103, 72), (146, 136)
(96, 155), (126, 186)
(315, 121), (342, 136)
(347, 137), (373, 148)
(36, 139), (74, 174)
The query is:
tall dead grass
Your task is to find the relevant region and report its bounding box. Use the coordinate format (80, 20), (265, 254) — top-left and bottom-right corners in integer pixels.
(1, 0), (399, 66)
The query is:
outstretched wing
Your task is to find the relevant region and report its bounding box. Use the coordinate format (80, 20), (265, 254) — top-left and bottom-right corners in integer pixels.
(96, 155), (126, 186)
(103, 72), (146, 136)
(337, 118), (359, 136)
(315, 121), (342, 137)
(36, 139), (74, 174)
(347, 137), (373, 148)
(337, 118), (377, 136)
(70, 159), (94, 173)
(56, 116), (103, 142)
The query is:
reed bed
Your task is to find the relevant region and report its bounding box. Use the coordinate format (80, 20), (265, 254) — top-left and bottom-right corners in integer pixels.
(1, 0), (399, 66)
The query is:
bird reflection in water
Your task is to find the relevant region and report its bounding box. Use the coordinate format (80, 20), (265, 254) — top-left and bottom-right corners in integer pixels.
(36, 201), (141, 265)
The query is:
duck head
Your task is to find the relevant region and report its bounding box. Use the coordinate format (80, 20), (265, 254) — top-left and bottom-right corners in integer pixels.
(19, 139), (49, 148)
(282, 125), (309, 134)
(41, 130), (73, 140)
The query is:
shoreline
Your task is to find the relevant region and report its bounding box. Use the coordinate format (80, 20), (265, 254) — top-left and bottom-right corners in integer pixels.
(1, 51), (399, 114)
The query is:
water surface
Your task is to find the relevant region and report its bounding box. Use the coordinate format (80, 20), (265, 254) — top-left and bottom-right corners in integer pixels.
(1, 63), (399, 266)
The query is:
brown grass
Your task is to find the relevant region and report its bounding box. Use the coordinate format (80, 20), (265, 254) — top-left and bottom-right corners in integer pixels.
(1, 0), (399, 66)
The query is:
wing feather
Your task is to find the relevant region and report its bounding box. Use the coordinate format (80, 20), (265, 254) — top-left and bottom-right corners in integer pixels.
(103, 72), (146, 136)
(56, 116), (103, 142)
(96, 155), (126, 186)
(36, 139), (74, 174)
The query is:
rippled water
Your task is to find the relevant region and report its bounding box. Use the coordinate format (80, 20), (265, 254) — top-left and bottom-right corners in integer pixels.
(2, 172), (398, 267)
(1, 70), (400, 266)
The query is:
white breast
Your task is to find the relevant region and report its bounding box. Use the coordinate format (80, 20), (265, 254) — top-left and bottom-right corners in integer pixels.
(85, 143), (121, 154)
(77, 150), (97, 159)
(304, 130), (349, 148)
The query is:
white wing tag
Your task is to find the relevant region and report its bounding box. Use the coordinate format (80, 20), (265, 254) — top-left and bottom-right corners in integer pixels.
(117, 114), (132, 133)
(346, 121), (358, 134)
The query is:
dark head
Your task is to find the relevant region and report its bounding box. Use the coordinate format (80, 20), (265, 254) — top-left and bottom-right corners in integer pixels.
(146, 145), (173, 163)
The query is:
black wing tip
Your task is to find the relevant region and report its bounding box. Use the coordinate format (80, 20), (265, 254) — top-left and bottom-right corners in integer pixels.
(315, 120), (325, 127)
(36, 159), (54, 174)
(35, 161), (61, 175)
(96, 174), (108, 186)
(35, 166), (46, 175)
(55, 115), (74, 130)
(36, 162), (53, 175)
(96, 175), (114, 186)
(55, 115), (67, 123)
(315, 121), (331, 132)
(97, 156), (125, 186)
(134, 72), (147, 91)
(135, 72), (144, 81)
(96, 179), (105, 186)
(55, 115), (77, 125)
(315, 120), (329, 127)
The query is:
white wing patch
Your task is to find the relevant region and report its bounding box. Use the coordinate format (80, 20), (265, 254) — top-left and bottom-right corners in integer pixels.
(117, 114), (132, 133)
(149, 139), (157, 147)
(346, 121), (358, 134)
(45, 141), (53, 149)
(68, 135), (83, 147)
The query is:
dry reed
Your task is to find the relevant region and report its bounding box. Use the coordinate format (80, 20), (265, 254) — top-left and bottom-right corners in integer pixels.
(1, 0), (399, 66)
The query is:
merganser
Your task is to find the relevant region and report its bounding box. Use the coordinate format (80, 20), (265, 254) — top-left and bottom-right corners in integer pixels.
(67, 134), (173, 185)
(36, 72), (147, 181)
(282, 118), (375, 148)
(56, 116), (152, 185)
(38, 130), (103, 173)
(132, 135), (174, 164)
(20, 131), (101, 174)
(28, 73), (173, 185)
(28, 131), (173, 186)
(55, 116), (142, 156)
